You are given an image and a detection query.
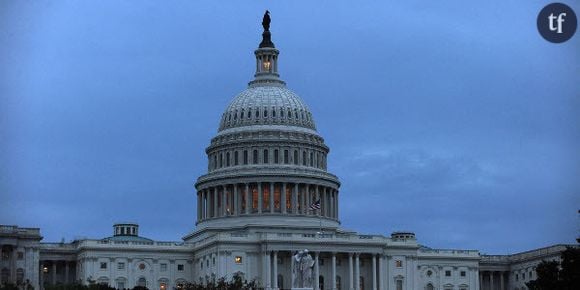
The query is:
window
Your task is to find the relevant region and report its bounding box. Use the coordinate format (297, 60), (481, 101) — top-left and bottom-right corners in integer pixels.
(264, 109), (268, 117)
(396, 280), (403, 290)
(17, 252), (23, 260)
(160, 263), (167, 272)
(515, 274), (519, 281)
(274, 149), (279, 163)
(213, 257), (216, 265)
(277, 257), (283, 265)
(200, 260), (203, 269)
(100, 262), (107, 270)
(235, 256), (242, 264)
(16, 269), (24, 284)
(226, 152), (230, 166)
(460, 271), (466, 277)
(234, 151), (239, 165)
(294, 150), (298, 165)
(523, 273), (525, 279)
(284, 150), (289, 164)
(310, 152), (314, 166)
(117, 262), (125, 270)
(426, 284), (434, 290)
(427, 270), (433, 277)
(302, 151), (307, 165)
(213, 155), (217, 169)
(336, 276), (341, 290)
(445, 270), (451, 277)
(243, 150), (248, 164)
(263, 149), (269, 163)
(336, 259), (341, 266)
(177, 264), (184, 271)
(219, 153), (223, 168)
(395, 260), (403, 268)
(117, 282), (125, 289)
(529, 271), (533, 279)
(253, 150), (258, 164)
(318, 259), (324, 266)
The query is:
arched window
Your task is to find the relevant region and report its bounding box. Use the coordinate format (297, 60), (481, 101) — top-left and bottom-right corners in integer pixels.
(16, 268), (24, 284)
(284, 150), (289, 164)
(294, 150), (298, 165)
(277, 275), (283, 289)
(226, 152), (230, 167)
(263, 149), (269, 164)
(272, 108), (276, 117)
(137, 277), (147, 287)
(213, 155), (217, 169)
(234, 151), (239, 165)
(264, 109), (268, 117)
(426, 284), (434, 290)
(233, 110), (237, 120)
(310, 152), (314, 166)
(0, 268), (9, 284)
(219, 153), (223, 168)
(256, 109), (260, 118)
(253, 150), (258, 164)
(243, 150), (248, 165)
(302, 151), (307, 166)
(274, 149), (279, 164)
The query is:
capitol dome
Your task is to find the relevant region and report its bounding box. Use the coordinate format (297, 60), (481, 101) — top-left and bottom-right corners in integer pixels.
(218, 86), (316, 133)
(193, 15), (340, 233)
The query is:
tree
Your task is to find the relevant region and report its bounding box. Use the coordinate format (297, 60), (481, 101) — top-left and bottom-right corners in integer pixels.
(526, 247), (580, 290)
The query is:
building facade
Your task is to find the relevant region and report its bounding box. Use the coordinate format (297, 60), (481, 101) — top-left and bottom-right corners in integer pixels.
(1, 16), (574, 290)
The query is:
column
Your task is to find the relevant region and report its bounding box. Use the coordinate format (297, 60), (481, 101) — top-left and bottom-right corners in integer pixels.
(245, 184), (250, 214)
(222, 185), (227, 216)
(273, 251), (278, 290)
(258, 183), (263, 214)
(378, 255), (384, 290)
(334, 190), (339, 219)
(292, 184), (298, 214)
(500, 272), (504, 290)
(478, 272), (483, 290)
(372, 255), (377, 290)
(234, 184), (239, 216)
(354, 254), (360, 290)
(332, 253), (337, 290)
(197, 191), (202, 221)
(306, 185), (311, 215)
(202, 190), (207, 219)
(11, 247), (17, 283)
(65, 262), (69, 284)
(291, 251), (296, 287)
(314, 252), (320, 290)
(348, 253), (354, 290)
(213, 188), (218, 218)
(281, 183), (287, 214)
(330, 189), (334, 218)
(270, 183), (274, 213)
(301, 185), (307, 214)
(315, 186), (320, 216)
(265, 252), (271, 290)
(51, 261), (56, 286)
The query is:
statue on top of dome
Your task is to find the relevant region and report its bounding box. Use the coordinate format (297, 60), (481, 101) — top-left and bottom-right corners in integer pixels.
(262, 10), (271, 31)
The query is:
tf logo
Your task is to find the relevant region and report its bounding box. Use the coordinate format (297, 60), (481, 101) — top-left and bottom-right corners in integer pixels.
(537, 3), (577, 43)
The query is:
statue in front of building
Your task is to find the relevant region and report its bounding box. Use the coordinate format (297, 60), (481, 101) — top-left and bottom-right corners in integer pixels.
(292, 249), (315, 288)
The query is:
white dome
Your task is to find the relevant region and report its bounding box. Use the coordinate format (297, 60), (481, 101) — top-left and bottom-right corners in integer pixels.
(218, 85), (316, 132)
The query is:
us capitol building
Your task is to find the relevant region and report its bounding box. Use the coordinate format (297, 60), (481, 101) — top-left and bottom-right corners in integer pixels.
(0, 13), (573, 290)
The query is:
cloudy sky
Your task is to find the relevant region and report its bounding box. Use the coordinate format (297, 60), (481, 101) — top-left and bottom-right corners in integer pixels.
(1, 1), (578, 254)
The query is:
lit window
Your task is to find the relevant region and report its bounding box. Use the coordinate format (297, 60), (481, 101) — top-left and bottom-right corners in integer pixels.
(160, 263), (167, 272)
(42, 266), (48, 273)
(263, 61), (271, 70)
(160, 283), (166, 290)
(395, 260), (403, 268)
(235, 256), (242, 264)
(100, 262), (107, 269)
(177, 264), (184, 271)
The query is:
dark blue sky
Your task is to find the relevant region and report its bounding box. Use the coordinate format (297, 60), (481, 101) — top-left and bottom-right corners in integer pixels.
(1, 1), (578, 254)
